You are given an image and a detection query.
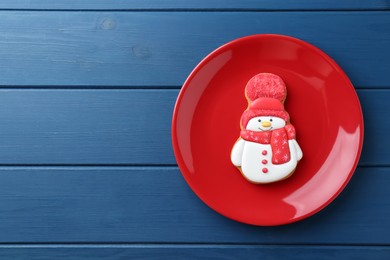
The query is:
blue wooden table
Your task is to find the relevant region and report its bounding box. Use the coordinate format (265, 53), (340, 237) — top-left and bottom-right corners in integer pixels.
(0, 1), (389, 259)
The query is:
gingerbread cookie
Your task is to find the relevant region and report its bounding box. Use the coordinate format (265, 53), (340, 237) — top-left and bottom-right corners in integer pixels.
(231, 73), (303, 184)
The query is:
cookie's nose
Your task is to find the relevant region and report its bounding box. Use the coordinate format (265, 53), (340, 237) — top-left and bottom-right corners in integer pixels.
(261, 121), (271, 127)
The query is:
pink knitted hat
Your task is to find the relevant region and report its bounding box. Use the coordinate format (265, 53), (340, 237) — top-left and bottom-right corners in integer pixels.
(241, 73), (289, 128)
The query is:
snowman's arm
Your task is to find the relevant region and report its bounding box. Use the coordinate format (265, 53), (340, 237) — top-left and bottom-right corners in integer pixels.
(231, 138), (245, 166)
(291, 139), (303, 161)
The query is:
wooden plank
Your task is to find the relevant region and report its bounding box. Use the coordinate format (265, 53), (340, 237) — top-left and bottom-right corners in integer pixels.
(0, 0), (387, 10)
(0, 245), (389, 260)
(358, 90), (390, 166)
(0, 89), (386, 166)
(0, 11), (389, 87)
(0, 89), (177, 165)
(0, 166), (388, 243)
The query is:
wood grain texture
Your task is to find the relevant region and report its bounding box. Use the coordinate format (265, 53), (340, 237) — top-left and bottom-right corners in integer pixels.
(0, 166), (388, 243)
(0, 2), (389, 258)
(0, 90), (177, 165)
(0, 11), (388, 87)
(0, 0), (388, 10)
(0, 89), (384, 166)
(0, 245), (389, 260)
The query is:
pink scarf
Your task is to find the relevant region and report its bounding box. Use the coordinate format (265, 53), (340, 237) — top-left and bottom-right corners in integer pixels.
(240, 125), (296, 164)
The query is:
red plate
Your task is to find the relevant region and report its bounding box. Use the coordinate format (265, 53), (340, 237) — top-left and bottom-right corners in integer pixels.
(172, 34), (364, 226)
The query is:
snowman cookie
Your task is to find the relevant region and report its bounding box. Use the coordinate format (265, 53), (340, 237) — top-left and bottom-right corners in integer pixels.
(231, 73), (303, 184)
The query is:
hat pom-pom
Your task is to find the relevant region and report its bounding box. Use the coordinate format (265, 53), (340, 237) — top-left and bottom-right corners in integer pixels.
(245, 73), (287, 102)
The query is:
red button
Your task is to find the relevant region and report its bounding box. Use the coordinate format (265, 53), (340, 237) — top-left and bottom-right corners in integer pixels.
(262, 168), (268, 173)
(262, 150), (267, 155)
(262, 159), (268, 164)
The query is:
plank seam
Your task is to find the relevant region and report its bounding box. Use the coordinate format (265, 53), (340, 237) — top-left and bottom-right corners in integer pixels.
(0, 9), (389, 12)
(0, 86), (181, 90)
(0, 165), (181, 171)
(0, 86), (388, 90)
(0, 165), (385, 169)
(0, 243), (388, 248)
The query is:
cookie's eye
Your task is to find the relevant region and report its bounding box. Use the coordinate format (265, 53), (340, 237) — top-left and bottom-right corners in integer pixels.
(258, 119), (261, 122)
(270, 118), (273, 122)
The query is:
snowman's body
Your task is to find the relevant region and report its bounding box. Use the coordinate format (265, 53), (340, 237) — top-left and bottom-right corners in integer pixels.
(231, 116), (303, 184)
(232, 138), (302, 183)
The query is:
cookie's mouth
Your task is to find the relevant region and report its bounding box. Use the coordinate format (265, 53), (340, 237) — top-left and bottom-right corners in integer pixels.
(258, 127), (273, 131)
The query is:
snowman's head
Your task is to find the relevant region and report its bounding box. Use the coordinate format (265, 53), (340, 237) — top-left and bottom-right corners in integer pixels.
(246, 116), (286, 132)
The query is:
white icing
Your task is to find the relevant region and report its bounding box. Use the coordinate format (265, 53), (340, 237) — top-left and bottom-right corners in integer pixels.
(246, 116), (285, 132)
(238, 139), (302, 184)
(291, 139), (303, 161)
(231, 138), (245, 166)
